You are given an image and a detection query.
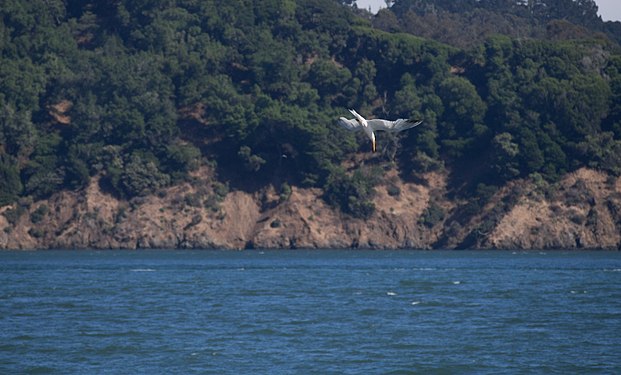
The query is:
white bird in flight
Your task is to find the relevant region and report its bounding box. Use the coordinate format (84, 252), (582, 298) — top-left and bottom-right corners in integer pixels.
(337, 109), (423, 152)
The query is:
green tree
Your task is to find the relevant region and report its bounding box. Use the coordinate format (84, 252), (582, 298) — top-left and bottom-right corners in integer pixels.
(490, 132), (520, 180)
(117, 153), (171, 197)
(437, 76), (488, 158)
(324, 167), (379, 219)
(0, 154), (23, 206)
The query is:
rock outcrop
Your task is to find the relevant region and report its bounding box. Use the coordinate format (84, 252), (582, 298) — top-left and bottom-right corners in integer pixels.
(2, 167), (621, 250)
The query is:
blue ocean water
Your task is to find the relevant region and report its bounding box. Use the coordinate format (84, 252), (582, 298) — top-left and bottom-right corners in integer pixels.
(1, 250), (620, 374)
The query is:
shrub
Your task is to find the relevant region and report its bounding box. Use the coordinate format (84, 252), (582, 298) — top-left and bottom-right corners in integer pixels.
(212, 182), (229, 201)
(386, 184), (401, 197)
(323, 167), (380, 219)
(279, 183), (292, 202)
(28, 227), (44, 238)
(0, 155), (23, 206)
(117, 153), (171, 197)
(30, 204), (49, 223)
(238, 146), (265, 172)
(165, 143), (201, 180)
(3, 205), (26, 225)
(184, 193), (202, 208)
(419, 201), (445, 228)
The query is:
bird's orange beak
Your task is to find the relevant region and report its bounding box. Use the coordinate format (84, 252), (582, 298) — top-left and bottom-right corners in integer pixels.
(372, 139), (376, 153)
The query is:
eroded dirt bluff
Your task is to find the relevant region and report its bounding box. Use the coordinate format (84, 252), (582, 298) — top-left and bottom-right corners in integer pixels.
(486, 169), (621, 249)
(1, 167), (621, 250)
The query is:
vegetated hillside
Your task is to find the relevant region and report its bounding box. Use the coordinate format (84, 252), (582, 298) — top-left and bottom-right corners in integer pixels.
(1, 0), (621, 249)
(376, 0), (621, 48)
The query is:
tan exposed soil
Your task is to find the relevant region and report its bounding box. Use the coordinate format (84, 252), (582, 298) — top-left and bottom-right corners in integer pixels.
(2, 167), (621, 250)
(487, 169), (621, 249)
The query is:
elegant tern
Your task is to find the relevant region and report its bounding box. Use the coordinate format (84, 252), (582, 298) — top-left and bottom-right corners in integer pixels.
(337, 109), (423, 152)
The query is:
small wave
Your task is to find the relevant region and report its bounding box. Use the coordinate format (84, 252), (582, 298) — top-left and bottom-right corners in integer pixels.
(130, 268), (156, 272)
(411, 267), (458, 271)
(387, 291), (397, 296)
(452, 281), (461, 285)
(411, 301), (421, 305)
(570, 290), (587, 294)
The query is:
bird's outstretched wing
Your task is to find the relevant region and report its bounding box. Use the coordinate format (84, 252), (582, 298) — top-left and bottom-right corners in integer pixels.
(337, 117), (361, 131)
(367, 118), (423, 132)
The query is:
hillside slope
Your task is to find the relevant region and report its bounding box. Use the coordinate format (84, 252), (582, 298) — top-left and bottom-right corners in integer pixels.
(2, 166), (620, 250)
(2, 0), (621, 249)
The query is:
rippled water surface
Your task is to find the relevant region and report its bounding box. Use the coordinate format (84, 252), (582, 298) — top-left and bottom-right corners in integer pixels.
(1, 250), (620, 374)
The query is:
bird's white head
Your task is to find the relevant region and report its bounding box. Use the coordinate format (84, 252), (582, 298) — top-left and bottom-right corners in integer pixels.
(349, 109), (377, 152)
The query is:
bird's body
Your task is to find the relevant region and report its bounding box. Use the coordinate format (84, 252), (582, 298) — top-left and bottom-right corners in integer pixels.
(337, 109), (422, 152)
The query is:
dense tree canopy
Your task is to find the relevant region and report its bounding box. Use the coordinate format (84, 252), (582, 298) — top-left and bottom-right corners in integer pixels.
(1, 0), (620, 218)
(383, 0), (620, 47)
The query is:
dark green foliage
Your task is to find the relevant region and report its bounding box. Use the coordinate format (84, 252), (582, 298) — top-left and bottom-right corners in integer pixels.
(30, 204), (49, 224)
(0, 154), (23, 206)
(1, 0), (621, 218)
(420, 201), (445, 228)
(212, 182), (229, 201)
(2, 205), (26, 226)
(204, 181), (229, 212)
(238, 146), (266, 172)
(21, 132), (65, 200)
(164, 143), (201, 181)
(28, 227), (44, 238)
(184, 193), (203, 208)
(419, 202), (445, 228)
(280, 183), (293, 202)
(386, 0), (618, 47)
(437, 76), (487, 158)
(386, 184), (401, 197)
(115, 153), (171, 198)
(490, 132), (520, 180)
(324, 167), (381, 219)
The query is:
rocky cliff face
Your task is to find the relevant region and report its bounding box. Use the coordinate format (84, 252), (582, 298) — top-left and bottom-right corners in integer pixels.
(487, 169), (621, 249)
(2, 167), (621, 250)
